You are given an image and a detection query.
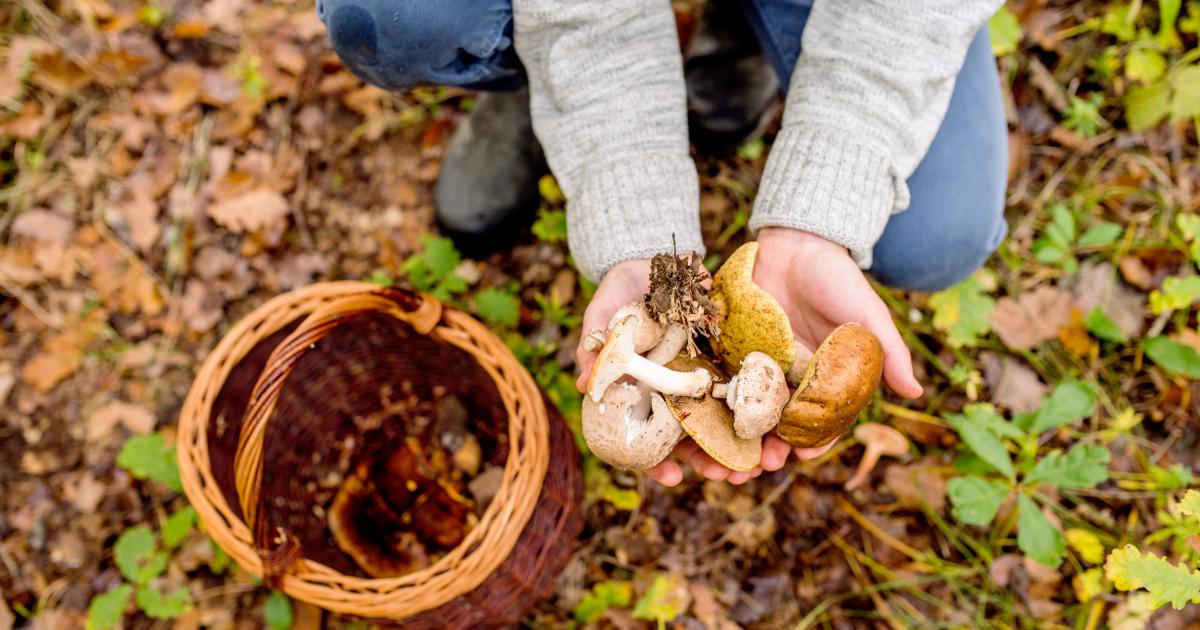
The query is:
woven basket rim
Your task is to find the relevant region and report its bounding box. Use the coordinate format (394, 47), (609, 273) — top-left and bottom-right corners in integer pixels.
(176, 281), (550, 617)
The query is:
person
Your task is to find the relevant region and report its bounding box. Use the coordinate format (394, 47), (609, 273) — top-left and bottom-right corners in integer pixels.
(318, 0), (1009, 486)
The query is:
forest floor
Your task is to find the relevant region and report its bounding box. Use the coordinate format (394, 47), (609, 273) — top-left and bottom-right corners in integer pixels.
(3, 0), (1200, 628)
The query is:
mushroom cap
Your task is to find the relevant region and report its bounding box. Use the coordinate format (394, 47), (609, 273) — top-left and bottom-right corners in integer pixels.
(710, 242), (797, 375)
(730, 352), (789, 440)
(582, 382), (682, 470)
(777, 323), (884, 448)
(661, 355), (761, 472)
(586, 315), (639, 401)
(853, 423), (908, 455)
(611, 301), (665, 353)
(328, 458), (431, 578)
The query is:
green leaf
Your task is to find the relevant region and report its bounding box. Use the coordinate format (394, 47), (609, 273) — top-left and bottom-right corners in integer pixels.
(1149, 276), (1200, 313)
(1106, 544), (1200, 609)
(1179, 489), (1200, 517)
(1179, 214), (1200, 241)
(1017, 495), (1066, 568)
(114, 526), (168, 584)
(1077, 221), (1123, 248)
(87, 584), (133, 630)
(929, 274), (996, 348)
(161, 506), (196, 550)
(1182, 2), (1200, 34)
(264, 591), (293, 630)
(947, 476), (1010, 526)
(1143, 336), (1200, 378)
(210, 540), (231, 575)
(584, 456), (641, 511)
(1064, 94), (1107, 138)
(1125, 81), (1171, 130)
(1024, 444), (1111, 489)
(117, 433), (182, 492)
(402, 235), (464, 295)
(538, 174), (564, 204)
(1150, 463), (1194, 491)
(737, 138), (765, 160)
(531, 209), (567, 243)
(1101, 3), (1138, 41)
(1125, 49), (1167, 83)
(632, 574), (684, 626)
(472, 287), (520, 328)
(988, 6), (1022, 56)
(963, 404), (1025, 440)
(574, 580), (634, 623)
(1170, 66), (1200, 122)
(1028, 380), (1096, 434)
(1157, 0), (1184, 48)
(603, 485), (642, 512)
(136, 586), (190, 619)
(946, 413), (1015, 481)
(1085, 307), (1129, 343)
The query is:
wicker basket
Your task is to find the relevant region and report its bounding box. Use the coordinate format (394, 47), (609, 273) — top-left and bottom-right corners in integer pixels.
(177, 281), (584, 627)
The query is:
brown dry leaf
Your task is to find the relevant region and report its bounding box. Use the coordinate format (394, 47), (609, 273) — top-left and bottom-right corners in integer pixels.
(181, 281), (224, 333)
(67, 157), (101, 191)
(206, 187), (289, 233)
(1, 38), (47, 107)
(883, 460), (947, 511)
(989, 286), (1074, 350)
(112, 189), (160, 252)
(87, 243), (164, 316)
(147, 62), (202, 115)
(87, 400), (156, 441)
(689, 583), (738, 630)
(983, 353), (1047, 413)
(0, 364), (15, 407)
(0, 101), (47, 140)
(12, 211), (73, 245)
(1117, 255), (1155, 290)
(64, 472), (105, 513)
(20, 310), (106, 392)
(271, 252), (327, 290)
(202, 0), (247, 30)
(32, 49), (93, 95)
(1069, 262), (1145, 340)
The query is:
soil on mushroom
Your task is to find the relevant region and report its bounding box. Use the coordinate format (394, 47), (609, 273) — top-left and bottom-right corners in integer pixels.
(644, 250), (720, 356)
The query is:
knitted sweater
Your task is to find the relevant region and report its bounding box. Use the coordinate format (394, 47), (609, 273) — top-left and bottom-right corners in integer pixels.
(512, 0), (1001, 282)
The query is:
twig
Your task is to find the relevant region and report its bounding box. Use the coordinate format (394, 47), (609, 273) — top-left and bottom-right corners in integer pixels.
(0, 269), (64, 330)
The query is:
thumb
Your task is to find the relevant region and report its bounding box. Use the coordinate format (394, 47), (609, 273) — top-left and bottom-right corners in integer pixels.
(865, 308), (922, 399)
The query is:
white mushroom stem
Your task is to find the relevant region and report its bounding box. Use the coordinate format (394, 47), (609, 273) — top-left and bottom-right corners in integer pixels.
(644, 324), (687, 365)
(588, 316), (711, 402)
(712, 378), (735, 400)
(610, 301), (665, 353)
(621, 356), (712, 400)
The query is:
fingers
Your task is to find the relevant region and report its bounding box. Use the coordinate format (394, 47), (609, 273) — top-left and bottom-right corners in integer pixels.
(865, 308), (923, 399)
(794, 439), (836, 460)
(761, 436), (792, 471)
(644, 459), (683, 487)
(676, 440), (731, 481)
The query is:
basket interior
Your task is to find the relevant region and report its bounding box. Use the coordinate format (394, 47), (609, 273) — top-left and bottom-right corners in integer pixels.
(207, 311), (511, 577)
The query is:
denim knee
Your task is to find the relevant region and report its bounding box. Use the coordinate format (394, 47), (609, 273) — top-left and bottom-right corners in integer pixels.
(870, 210), (1007, 292)
(319, 0), (523, 91)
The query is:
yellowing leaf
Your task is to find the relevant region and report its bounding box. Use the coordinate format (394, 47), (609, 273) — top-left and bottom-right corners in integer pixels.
(988, 6), (1022, 56)
(930, 273), (996, 348)
(1124, 49), (1166, 83)
(1074, 568), (1105, 603)
(1067, 528), (1106, 564)
(1179, 489), (1200, 518)
(1105, 544), (1200, 609)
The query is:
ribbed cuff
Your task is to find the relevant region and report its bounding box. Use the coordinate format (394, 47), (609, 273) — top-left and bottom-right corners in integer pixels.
(567, 154), (704, 283)
(748, 127), (907, 269)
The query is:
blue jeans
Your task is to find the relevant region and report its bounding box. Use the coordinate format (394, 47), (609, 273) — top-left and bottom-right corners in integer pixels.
(319, 0), (1008, 292)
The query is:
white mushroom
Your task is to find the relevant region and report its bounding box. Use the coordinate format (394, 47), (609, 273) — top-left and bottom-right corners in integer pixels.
(581, 325), (689, 470)
(581, 301), (666, 354)
(586, 316), (712, 402)
(712, 351), (790, 439)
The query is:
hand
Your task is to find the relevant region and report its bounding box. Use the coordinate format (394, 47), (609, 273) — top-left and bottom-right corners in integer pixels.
(575, 257), (766, 487)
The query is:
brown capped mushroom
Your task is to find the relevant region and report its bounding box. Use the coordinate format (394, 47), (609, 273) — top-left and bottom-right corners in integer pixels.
(660, 355), (761, 472)
(712, 351), (789, 440)
(843, 423), (909, 490)
(587, 315), (712, 402)
(777, 323), (884, 449)
(582, 324), (689, 470)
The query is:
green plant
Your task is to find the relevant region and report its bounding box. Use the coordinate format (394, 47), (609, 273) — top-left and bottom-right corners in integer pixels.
(402, 235), (472, 300)
(472, 284), (521, 328)
(1106, 490), (1200, 609)
(928, 271), (996, 348)
(573, 580), (633, 623)
(945, 381), (1110, 568)
(264, 591), (294, 630)
(117, 432), (182, 492)
(1064, 93), (1109, 137)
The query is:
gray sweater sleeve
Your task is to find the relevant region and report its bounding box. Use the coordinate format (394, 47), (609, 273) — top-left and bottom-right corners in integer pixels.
(513, 0), (703, 283)
(748, 0), (1002, 268)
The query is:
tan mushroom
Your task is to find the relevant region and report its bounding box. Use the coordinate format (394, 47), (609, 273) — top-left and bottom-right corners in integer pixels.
(712, 351), (789, 440)
(709, 242), (797, 374)
(776, 323), (884, 449)
(843, 423), (909, 490)
(659, 354), (761, 472)
(582, 325), (689, 470)
(587, 315), (712, 402)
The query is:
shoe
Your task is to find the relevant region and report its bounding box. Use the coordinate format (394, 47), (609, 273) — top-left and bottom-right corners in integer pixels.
(435, 86), (547, 255)
(684, 0), (780, 153)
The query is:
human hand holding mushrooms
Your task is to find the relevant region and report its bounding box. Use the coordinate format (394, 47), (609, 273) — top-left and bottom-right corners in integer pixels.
(575, 228), (923, 486)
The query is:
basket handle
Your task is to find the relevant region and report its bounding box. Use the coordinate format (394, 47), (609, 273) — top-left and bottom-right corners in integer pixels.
(231, 287), (442, 584)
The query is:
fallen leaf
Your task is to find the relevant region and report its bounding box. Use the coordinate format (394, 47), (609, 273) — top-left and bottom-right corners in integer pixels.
(883, 461), (947, 510)
(1118, 255), (1156, 290)
(19, 310), (106, 392)
(87, 400), (157, 441)
(181, 281), (224, 333)
(112, 189), (160, 252)
(206, 187), (289, 233)
(64, 472), (105, 513)
(146, 62), (201, 115)
(1058, 308), (1093, 356)
(12, 210), (73, 244)
(989, 554), (1022, 587)
(983, 353), (1047, 413)
(1069, 263), (1146, 340)
(270, 252), (327, 290)
(688, 583), (737, 630)
(0, 101), (46, 140)
(989, 286), (1074, 350)
(0, 364), (14, 406)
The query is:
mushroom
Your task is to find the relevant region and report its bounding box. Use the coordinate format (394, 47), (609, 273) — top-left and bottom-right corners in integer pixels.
(582, 324), (689, 470)
(776, 323), (885, 449)
(581, 301), (666, 354)
(712, 351), (789, 439)
(586, 315), (712, 402)
(785, 341), (815, 388)
(843, 423), (909, 490)
(709, 242), (797, 374)
(659, 354), (761, 472)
